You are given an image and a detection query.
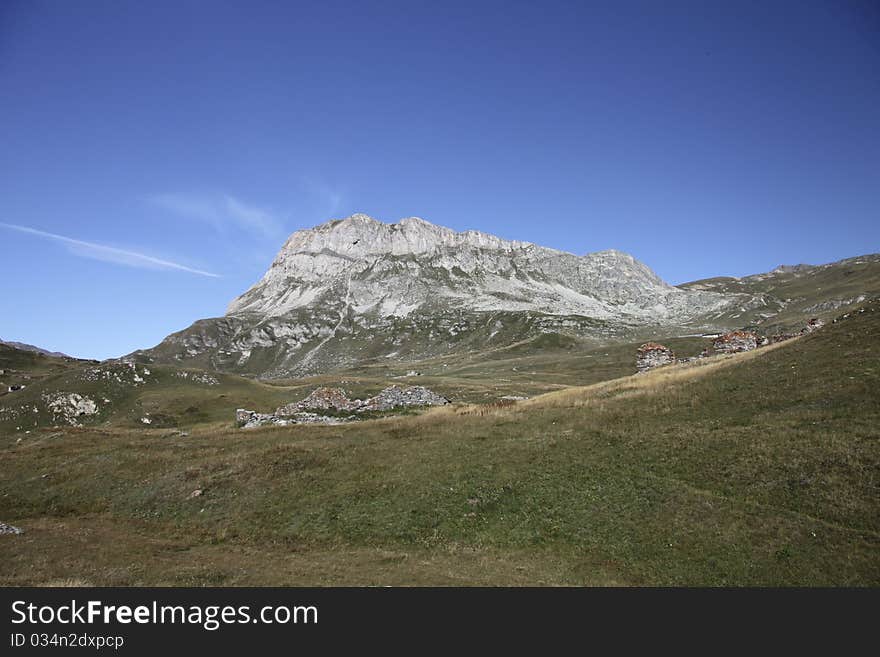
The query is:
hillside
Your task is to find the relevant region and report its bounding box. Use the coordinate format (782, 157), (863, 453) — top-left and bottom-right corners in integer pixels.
(679, 253), (880, 332)
(0, 329), (704, 433)
(0, 339), (70, 358)
(1, 299), (877, 585)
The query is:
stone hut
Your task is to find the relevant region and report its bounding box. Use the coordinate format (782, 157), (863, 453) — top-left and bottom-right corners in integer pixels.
(803, 318), (824, 333)
(712, 330), (758, 354)
(636, 342), (676, 372)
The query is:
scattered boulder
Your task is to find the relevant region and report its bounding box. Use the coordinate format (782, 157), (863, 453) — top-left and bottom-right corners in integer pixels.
(0, 522), (23, 535)
(712, 330), (758, 354)
(803, 295), (865, 313)
(173, 370), (219, 385)
(81, 361), (151, 386)
(636, 342), (676, 372)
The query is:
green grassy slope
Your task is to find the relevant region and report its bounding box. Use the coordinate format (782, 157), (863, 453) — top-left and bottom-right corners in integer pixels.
(680, 253), (880, 332)
(0, 344), (90, 391)
(0, 358), (300, 433)
(0, 327), (714, 433)
(1, 300), (877, 585)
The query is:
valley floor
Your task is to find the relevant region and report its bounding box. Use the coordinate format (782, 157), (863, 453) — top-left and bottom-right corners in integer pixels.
(1, 304), (878, 586)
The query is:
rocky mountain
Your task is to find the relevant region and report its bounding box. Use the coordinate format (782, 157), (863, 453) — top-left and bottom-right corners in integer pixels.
(227, 214), (726, 321)
(0, 339), (69, 359)
(134, 214), (878, 379)
(678, 253), (880, 332)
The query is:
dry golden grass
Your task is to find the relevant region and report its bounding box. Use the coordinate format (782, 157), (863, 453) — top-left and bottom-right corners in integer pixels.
(521, 337), (801, 410)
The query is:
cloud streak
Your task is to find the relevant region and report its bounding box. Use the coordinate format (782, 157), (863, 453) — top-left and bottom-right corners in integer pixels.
(148, 193), (282, 238)
(0, 223), (220, 278)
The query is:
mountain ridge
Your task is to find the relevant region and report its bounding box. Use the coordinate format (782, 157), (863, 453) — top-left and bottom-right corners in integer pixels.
(227, 213), (728, 320)
(135, 215), (880, 378)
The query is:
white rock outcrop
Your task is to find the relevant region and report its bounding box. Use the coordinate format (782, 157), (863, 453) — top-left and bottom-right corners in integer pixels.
(43, 392), (99, 425)
(227, 214), (731, 321)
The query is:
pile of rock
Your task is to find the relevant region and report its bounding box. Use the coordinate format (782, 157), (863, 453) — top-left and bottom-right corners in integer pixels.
(712, 330), (759, 354)
(636, 342), (676, 372)
(81, 361), (151, 386)
(236, 385), (450, 429)
(0, 522), (23, 535)
(277, 386), (363, 415)
(360, 385), (450, 411)
(234, 408), (347, 429)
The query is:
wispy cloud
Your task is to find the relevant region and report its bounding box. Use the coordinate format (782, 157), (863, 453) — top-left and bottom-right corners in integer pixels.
(0, 223), (220, 278)
(148, 193), (282, 238)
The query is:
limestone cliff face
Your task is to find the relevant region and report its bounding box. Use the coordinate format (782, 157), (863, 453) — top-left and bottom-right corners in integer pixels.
(141, 214), (739, 378)
(227, 214), (728, 322)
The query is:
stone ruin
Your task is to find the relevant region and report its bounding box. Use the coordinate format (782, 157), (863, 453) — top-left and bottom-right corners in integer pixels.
(276, 386), (363, 415)
(712, 330), (759, 354)
(635, 316), (828, 373)
(636, 342), (676, 373)
(771, 317), (826, 343)
(236, 385), (450, 429)
(234, 408), (347, 429)
(359, 385), (450, 412)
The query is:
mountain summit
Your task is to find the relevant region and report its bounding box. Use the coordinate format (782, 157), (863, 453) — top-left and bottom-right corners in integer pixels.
(140, 214), (735, 377)
(228, 214), (724, 320)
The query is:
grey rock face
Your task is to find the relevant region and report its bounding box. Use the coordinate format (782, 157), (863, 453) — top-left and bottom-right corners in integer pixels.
(228, 214), (729, 321)
(0, 522), (23, 535)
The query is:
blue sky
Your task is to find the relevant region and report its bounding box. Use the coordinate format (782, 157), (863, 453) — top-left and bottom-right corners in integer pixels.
(1, 0), (878, 359)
